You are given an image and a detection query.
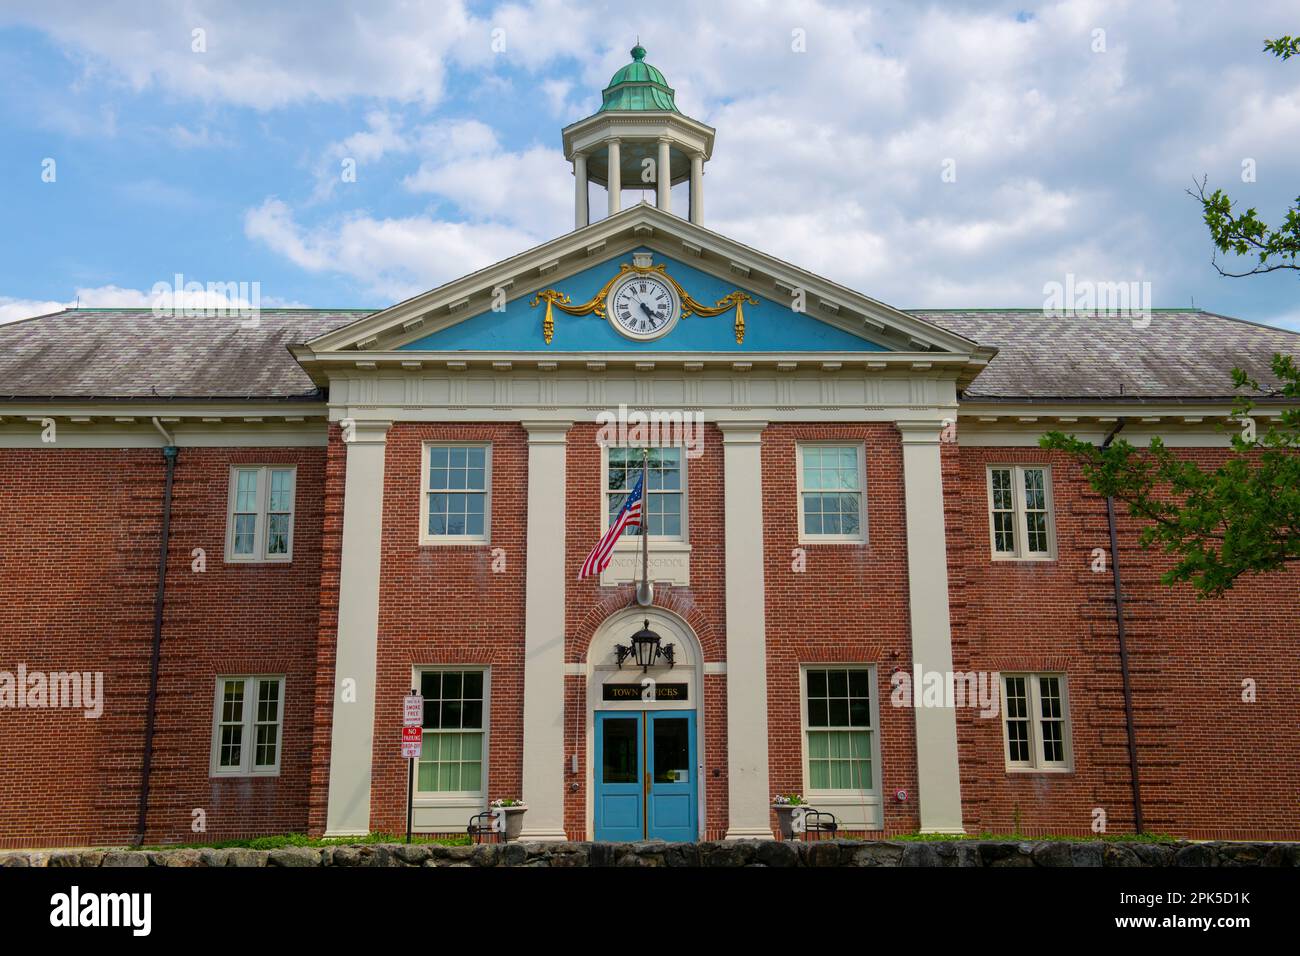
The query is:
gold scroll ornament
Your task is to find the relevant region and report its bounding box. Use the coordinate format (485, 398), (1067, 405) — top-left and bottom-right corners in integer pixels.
(529, 262), (758, 346)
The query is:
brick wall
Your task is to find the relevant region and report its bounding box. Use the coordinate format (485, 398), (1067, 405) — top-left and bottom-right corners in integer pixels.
(951, 445), (1300, 840)
(5, 426), (1297, 847)
(0, 444), (325, 848)
(367, 424), (527, 834)
(761, 424), (921, 835)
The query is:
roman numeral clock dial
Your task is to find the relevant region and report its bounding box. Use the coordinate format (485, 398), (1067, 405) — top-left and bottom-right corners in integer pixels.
(606, 273), (681, 341)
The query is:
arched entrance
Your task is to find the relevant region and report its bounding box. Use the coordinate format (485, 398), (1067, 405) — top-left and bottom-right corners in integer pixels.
(584, 607), (704, 842)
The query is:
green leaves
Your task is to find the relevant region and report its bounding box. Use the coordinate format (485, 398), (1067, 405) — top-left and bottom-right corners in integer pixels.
(1264, 35), (1300, 59)
(1041, 353), (1300, 598)
(1188, 37), (1300, 277)
(1192, 180), (1300, 276)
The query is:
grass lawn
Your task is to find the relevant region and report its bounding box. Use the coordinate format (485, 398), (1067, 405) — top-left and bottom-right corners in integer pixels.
(886, 831), (1177, 843)
(140, 832), (472, 851)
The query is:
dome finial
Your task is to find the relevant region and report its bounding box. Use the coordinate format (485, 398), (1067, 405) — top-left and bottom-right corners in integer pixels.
(631, 40), (646, 61)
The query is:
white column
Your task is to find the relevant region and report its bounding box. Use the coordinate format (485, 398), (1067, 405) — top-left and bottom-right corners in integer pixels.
(897, 420), (965, 833)
(519, 420), (572, 840)
(656, 139), (671, 213)
(325, 419), (391, 836)
(573, 151), (588, 230)
(606, 139), (621, 217)
(689, 152), (704, 224)
(719, 421), (772, 839)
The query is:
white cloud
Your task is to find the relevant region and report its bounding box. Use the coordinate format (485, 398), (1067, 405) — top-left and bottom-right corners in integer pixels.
(244, 198), (541, 300)
(10, 0), (1300, 327)
(0, 1), (488, 109)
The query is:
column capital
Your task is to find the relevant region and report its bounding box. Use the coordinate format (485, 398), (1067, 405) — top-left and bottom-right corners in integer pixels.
(336, 418), (392, 445)
(521, 420), (573, 443)
(895, 419), (947, 444)
(716, 420), (768, 443)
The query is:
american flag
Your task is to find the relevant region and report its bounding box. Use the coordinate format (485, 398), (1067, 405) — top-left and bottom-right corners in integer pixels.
(578, 472), (643, 580)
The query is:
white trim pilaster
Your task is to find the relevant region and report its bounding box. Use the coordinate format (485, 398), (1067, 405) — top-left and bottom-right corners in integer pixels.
(897, 420), (965, 833)
(325, 419), (391, 836)
(519, 420), (572, 840)
(719, 420), (772, 839)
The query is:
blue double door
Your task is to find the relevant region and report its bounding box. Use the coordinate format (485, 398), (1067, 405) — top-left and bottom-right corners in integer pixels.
(594, 710), (697, 842)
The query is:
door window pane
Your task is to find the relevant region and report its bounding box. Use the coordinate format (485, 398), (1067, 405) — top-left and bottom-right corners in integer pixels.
(602, 717), (639, 784)
(652, 718), (689, 784)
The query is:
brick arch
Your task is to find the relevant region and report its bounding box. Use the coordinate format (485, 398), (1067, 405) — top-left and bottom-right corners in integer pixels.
(569, 585), (723, 662)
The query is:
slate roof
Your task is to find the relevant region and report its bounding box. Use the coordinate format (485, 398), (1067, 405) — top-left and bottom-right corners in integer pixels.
(1, 306), (1297, 403)
(0, 309), (363, 401)
(912, 310), (1300, 402)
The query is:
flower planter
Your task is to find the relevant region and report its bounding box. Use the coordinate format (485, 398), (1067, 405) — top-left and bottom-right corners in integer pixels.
(772, 804), (799, 841)
(497, 805), (527, 841)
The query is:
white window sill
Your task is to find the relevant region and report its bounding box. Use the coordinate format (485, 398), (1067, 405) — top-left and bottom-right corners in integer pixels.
(419, 537), (491, 547)
(1005, 765), (1073, 775)
(210, 770), (281, 779)
(990, 553), (1056, 563)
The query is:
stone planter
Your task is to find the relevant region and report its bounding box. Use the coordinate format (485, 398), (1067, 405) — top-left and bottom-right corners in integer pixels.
(497, 806), (527, 842)
(773, 804), (800, 841)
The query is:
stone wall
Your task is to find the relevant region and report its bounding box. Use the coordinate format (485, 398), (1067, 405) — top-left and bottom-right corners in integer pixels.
(2, 840), (1296, 868)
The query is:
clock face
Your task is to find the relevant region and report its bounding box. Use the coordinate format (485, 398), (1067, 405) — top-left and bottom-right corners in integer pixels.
(606, 273), (680, 340)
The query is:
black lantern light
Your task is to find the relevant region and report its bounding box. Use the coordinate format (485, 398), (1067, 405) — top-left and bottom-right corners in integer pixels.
(616, 619), (675, 672)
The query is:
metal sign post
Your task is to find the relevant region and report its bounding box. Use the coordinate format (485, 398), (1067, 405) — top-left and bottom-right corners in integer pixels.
(402, 690), (423, 844)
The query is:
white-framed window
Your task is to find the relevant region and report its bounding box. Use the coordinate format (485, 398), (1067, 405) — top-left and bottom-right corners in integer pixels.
(416, 668), (489, 798)
(604, 446), (686, 541)
(226, 466), (296, 562)
(420, 443), (492, 544)
(797, 443), (866, 542)
(1001, 673), (1072, 772)
(210, 676), (284, 777)
(987, 464), (1056, 560)
(801, 665), (879, 796)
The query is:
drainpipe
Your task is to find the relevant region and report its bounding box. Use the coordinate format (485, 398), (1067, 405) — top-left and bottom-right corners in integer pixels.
(135, 419), (179, 846)
(1100, 418), (1144, 834)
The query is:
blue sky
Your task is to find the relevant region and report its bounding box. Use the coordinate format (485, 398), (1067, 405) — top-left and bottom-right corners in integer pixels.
(1, 0), (1297, 329)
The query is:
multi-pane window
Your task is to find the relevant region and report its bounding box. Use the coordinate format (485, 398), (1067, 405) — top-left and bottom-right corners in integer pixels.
(227, 466), (296, 562)
(423, 444), (491, 542)
(804, 667), (874, 792)
(211, 676), (284, 776)
(987, 465), (1055, 559)
(1002, 673), (1071, 771)
(798, 445), (865, 541)
(417, 670), (487, 795)
(606, 446), (684, 539)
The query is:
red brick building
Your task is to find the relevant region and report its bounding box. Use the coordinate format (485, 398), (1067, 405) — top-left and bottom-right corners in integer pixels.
(1, 48), (1297, 847)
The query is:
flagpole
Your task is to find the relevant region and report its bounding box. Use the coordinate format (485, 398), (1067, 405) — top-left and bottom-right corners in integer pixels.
(636, 445), (653, 607)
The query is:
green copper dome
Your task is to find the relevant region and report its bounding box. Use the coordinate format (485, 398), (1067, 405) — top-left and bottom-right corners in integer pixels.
(598, 44), (679, 112)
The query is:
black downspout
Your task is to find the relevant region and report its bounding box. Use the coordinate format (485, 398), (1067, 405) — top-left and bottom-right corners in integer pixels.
(135, 442), (178, 846)
(1101, 419), (1144, 834)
